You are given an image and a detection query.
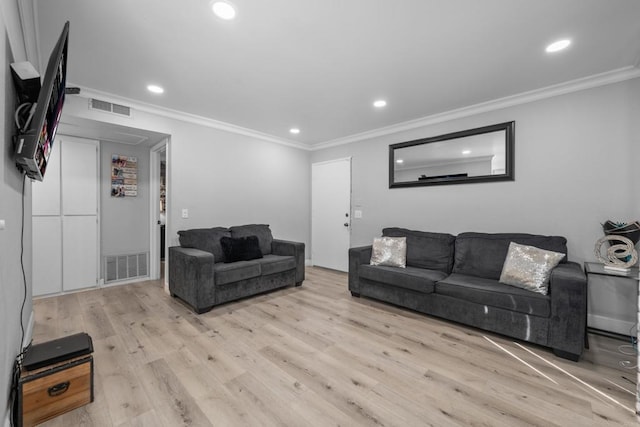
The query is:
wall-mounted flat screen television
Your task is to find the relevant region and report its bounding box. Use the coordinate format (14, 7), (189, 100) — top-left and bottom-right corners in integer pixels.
(14, 21), (69, 181)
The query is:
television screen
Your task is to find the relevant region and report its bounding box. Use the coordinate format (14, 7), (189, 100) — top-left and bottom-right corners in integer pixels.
(14, 21), (69, 181)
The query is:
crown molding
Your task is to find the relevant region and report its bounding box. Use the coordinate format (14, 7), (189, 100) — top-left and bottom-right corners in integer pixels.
(73, 86), (311, 151)
(311, 66), (640, 151)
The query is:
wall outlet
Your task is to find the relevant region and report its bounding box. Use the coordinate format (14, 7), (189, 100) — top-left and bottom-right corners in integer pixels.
(181, 209), (189, 218)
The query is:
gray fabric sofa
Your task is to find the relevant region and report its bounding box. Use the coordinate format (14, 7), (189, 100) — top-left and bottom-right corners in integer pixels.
(169, 224), (305, 313)
(349, 228), (587, 361)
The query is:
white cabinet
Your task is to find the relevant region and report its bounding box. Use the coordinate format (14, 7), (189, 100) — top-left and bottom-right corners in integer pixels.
(32, 136), (99, 296)
(585, 262), (639, 336)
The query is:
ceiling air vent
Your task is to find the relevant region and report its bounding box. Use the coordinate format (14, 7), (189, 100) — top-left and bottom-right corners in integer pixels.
(89, 98), (132, 117)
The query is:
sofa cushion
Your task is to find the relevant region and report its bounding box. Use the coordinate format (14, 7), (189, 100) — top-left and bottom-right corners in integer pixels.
(214, 260), (262, 285)
(178, 227), (231, 263)
(220, 235), (263, 262)
(452, 232), (568, 280)
(359, 264), (446, 294)
(382, 228), (455, 273)
(258, 254), (296, 276)
(435, 273), (550, 317)
(230, 224), (273, 255)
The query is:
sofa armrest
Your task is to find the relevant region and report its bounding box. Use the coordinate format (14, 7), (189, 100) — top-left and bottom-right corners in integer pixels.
(272, 239), (305, 284)
(168, 246), (215, 313)
(349, 246), (372, 295)
(547, 261), (587, 359)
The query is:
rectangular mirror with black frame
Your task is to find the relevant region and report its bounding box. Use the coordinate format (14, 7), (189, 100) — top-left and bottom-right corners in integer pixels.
(389, 121), (515, 188)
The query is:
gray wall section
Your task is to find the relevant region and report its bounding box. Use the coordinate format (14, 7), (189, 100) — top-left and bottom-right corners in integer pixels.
(168, 120), (311, 251)
(311, 77), (640, 266)
(61, 95), (312, 259)
(1, 8), (33, 422)
(100, 142), (151, 262)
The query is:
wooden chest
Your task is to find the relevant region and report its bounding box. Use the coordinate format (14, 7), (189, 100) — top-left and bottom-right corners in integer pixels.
(17, 355), (94, 427)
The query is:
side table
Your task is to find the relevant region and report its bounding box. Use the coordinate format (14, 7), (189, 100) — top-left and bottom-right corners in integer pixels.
(584, 262), (639, 337)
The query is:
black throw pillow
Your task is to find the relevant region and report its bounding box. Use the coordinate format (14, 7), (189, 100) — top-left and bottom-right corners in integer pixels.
(220, 235), (263, 263)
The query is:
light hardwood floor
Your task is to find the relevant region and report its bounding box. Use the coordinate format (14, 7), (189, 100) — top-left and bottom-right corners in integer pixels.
(31, 267), (638, 426)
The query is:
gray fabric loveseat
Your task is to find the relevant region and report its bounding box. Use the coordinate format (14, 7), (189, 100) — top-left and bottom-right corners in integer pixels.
(169, 224), (304, 313)
(349, 228), (587, 361)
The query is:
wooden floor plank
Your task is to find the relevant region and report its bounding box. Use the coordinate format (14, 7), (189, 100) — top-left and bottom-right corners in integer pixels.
(32, 267), (637, 426)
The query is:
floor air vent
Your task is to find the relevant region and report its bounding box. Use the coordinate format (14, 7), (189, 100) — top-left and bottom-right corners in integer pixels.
(89, 98), (132, 117)
(104, 253), (148, 283)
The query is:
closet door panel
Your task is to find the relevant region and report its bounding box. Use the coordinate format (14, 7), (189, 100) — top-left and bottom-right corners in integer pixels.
(32, 216), (62, 296)
(61, 139), (98, 215)
(63, 215), (98, 291)
(32, 144), (61, 216)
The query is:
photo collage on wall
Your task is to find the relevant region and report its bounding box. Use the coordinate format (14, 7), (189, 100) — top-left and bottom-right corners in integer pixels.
(111, 154), (138, 197)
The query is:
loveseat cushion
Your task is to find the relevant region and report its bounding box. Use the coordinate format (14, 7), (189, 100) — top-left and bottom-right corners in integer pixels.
(258, 254), (296, 276)
(359, 264), (446, 294)
(214, 260), (261, 285)
(435, 273), (550, 317)
(452, 232), (568, 280)
(178, 227), (231, 263)
(382, 228), (455, 273)
(230, 224), (273, 255)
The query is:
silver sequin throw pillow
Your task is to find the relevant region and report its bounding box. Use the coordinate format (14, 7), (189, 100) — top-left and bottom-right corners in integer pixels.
(499, 242), (565, 295)
(370, 236), (407, 268)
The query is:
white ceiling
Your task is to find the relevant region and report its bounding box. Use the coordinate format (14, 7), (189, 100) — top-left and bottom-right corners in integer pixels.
(31, 0), (640, 147)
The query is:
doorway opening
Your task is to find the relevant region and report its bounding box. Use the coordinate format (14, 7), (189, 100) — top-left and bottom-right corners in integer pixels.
(150, 140), (168, 286)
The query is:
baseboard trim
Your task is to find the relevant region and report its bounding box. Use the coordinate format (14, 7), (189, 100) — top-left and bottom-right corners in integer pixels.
(587, 313), (636, 337)
(23, 309), (34, 350)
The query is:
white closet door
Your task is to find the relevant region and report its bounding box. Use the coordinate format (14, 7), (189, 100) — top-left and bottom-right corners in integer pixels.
(32, 142), (62, 296)
(32, 143), (61, 216)
(60, 137), (99, 291)
(63, 215), (98, 291)
(32, 216), (62, 295)
(62, 139), (98, 215)
(32, 136), (99, 295)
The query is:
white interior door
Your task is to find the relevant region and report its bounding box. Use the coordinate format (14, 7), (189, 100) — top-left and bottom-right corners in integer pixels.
(61, 137), (99, 291)
(312, 158), (351, 271)
(32, 144), (62, 296)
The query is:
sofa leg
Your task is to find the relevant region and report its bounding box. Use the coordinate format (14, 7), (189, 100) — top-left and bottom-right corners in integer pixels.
(295, 282), (303, 287)
(350, 291), (360, 298)
(553, 349), (580, 362)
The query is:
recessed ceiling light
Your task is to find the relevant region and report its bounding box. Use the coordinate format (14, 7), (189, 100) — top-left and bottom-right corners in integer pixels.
(147, 84), (164, 94)
(546, 39), (571, 53)
(462, 150), (471, 155)
(396, 159), (404, 164)
(212, 1), (236, 20)
(373, 100), (387, 108)
(289, 128), (300, 134)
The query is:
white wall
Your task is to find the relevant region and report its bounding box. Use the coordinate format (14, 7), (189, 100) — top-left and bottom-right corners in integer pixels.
(311, 78), (640, 266)
(0, 2), (33, 422)
(61, 95), (311, 257)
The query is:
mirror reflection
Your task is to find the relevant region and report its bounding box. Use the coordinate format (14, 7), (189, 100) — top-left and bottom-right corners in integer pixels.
(389, 121), (514, 188)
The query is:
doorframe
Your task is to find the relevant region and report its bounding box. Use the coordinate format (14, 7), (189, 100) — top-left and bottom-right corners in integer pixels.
(311, 156), (352, 271)
(149, 139), (168, 283)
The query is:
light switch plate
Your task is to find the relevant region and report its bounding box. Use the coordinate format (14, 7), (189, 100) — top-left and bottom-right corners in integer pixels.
(0, 219), (5, 230)
(354, 210), (363, 219)
(181, 209), (189, 218)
